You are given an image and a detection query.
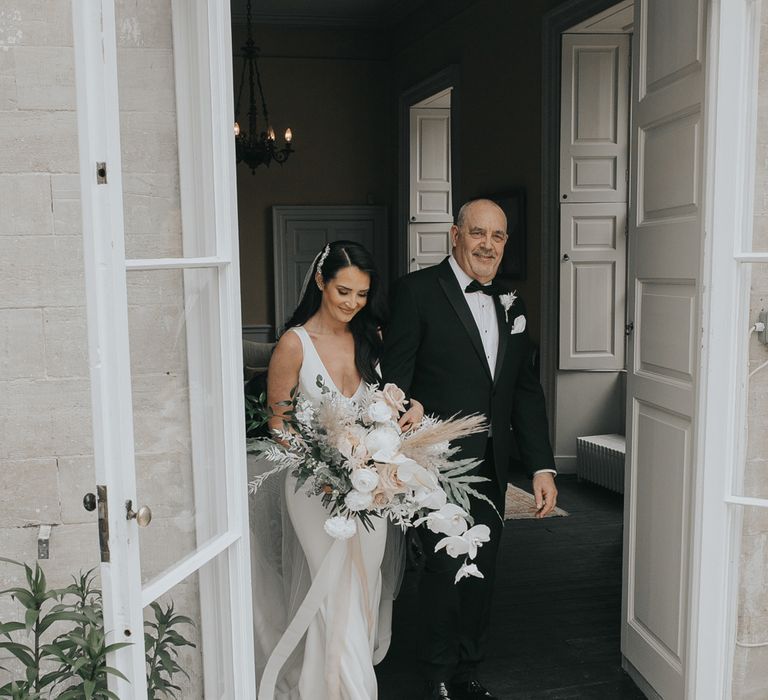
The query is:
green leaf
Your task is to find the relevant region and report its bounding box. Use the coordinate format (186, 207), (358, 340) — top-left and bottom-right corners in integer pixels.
(0, 558), (23, 569)
(23, 607), (38, 632)
(0, 622), (25, 639)
(102, 666), (129, 682)
(0, 642), (35, 667)
(0, 588), (36, 610)
(37, 610), (90, 635)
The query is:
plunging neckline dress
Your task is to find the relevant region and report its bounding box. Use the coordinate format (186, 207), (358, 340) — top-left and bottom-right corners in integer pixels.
(257, 326), (390, 700)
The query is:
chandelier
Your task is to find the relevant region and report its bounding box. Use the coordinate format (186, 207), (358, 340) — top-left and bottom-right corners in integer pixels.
(233, 0), (293, 172)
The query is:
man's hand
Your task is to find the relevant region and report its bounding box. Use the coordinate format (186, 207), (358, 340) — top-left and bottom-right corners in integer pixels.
(398, 399), (424, 432)
(532, 472), (558, 518)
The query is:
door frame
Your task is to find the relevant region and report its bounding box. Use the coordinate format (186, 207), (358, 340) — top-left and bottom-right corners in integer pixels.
(543, 0), (764, 697)
(397, 65), (461, 278)
(689, 0), (764, 697)
(540, 0), (627, 440)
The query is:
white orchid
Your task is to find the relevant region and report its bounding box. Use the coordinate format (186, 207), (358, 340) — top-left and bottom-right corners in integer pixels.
(414, 503), (469, 536)
(434, 533), (471, 558)
(397, 459), (439, 490)
(414, 486), (448, 510)
(455, 562), (484, 584)
(324, 515), (357, 540)
(462, 524), (491, 559)
(434, 523), (491, 559)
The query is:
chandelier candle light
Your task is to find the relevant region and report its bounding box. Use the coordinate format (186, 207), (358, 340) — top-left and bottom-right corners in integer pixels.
(233, 0), (294, 171)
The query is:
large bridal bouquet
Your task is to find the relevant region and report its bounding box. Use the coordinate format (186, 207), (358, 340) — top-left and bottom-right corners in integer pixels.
(248, 379), (497, 582)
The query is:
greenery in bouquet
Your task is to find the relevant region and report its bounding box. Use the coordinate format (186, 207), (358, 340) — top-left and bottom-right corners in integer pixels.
(247, 379), (500, 582)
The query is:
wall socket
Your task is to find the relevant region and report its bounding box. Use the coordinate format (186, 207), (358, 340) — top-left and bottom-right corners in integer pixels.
(760, 309), (768, 345)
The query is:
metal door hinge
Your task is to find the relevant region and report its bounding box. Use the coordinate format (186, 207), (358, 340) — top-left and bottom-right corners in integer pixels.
(97, 484), (110, 562)
(96, 162), (107, 184)
(625, 322), (634, 336)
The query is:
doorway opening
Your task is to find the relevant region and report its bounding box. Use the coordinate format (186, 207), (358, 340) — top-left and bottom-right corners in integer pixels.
(397, 66), (460, 278)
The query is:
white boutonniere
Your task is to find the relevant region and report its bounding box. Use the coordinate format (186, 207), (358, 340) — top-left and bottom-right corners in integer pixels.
(499, 291), (517, 322)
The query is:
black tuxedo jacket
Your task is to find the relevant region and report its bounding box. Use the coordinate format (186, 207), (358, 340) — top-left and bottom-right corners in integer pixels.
(381, 258), (555, 489)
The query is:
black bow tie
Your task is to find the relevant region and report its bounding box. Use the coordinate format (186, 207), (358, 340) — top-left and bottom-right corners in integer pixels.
(465, 279), (499, 295)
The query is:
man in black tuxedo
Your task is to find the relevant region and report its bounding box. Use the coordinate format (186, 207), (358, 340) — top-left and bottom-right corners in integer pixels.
(382, 199), (557, 700)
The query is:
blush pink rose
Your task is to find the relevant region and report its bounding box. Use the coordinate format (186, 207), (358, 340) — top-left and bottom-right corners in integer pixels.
(381, 383), (407, 413)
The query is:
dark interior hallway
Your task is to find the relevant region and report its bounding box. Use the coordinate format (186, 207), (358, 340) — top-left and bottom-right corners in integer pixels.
(376, 475), (645, 699)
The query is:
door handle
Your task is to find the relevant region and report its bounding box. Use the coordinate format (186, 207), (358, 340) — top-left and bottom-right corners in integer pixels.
(562, 253), (570, 261)
(126, 500), (153, 527)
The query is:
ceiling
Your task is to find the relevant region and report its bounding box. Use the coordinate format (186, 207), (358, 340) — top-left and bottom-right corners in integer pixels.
(230, 0), (423, 27)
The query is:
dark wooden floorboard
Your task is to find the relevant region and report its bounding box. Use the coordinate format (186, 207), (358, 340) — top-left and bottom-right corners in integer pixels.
(376, 476), (645, 700)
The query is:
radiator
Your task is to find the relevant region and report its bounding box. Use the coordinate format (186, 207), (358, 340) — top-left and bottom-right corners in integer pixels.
(576, 433), (626, 494)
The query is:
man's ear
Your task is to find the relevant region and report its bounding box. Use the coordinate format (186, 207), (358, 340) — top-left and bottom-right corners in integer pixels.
(450, 224), (459, 249)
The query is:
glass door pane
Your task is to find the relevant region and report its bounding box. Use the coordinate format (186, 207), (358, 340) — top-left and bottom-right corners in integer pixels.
(126, 267), (230, 583)
(115, 0), (217, 261)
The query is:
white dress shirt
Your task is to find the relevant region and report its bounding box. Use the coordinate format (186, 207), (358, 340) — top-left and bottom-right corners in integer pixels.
(448, 255), (499, 374)
(448, 256), (556, 479)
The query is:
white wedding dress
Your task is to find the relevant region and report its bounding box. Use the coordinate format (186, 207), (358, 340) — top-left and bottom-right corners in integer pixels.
(249, 326), (400, 700)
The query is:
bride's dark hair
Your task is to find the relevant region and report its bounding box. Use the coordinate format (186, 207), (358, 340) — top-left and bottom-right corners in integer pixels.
(283, 240), (385, 384)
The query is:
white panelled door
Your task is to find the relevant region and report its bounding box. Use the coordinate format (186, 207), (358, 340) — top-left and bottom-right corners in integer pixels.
(408, 222), (453, 271)
(559, 33), (629, 370)
(559, 203), (626, 370)
(622, 1), (705, 698)
(409, 98), (453, 271)
(72, 2), (255, 698)
(560, 34), (630, 204)
(409, 107), (452, 222)
(272, 206), (388, 330)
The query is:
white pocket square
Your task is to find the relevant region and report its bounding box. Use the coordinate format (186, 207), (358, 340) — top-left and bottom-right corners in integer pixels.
(510, 314), (526, 335)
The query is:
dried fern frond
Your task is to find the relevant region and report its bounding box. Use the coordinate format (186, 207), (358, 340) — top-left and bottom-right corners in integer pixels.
(401, 413), (487, 452)
(248, 462), (291, 493)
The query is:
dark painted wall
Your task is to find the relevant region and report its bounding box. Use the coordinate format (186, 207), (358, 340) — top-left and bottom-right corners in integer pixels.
(235, 0), (568, 339)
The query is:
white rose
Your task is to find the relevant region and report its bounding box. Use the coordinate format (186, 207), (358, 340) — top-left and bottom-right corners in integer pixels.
(365, 427), (402, 463)
(323, 515), (357, 540)
(367, 400), (394, 424)
(350, 468), (379, 493)
(344, 489), (374, 512)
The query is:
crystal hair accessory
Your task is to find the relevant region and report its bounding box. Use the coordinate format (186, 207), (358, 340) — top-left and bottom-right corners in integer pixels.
(316, 244), (331, 276)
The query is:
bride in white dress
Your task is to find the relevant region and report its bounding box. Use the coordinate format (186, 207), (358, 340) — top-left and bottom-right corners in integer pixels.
(249, 241), (423, 700)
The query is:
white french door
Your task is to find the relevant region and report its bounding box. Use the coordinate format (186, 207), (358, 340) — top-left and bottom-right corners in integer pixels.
(72, 2), (255, 698)
(622, 0), (706, 697)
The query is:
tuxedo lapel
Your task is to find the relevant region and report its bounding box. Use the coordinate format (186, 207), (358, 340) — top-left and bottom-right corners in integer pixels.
(436, 260), (492, 381)
(492, 296), (508, 384)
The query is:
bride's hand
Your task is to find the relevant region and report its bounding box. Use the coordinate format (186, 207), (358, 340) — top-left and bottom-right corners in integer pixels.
(398, 398), (424, 432)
